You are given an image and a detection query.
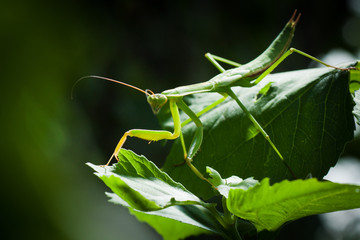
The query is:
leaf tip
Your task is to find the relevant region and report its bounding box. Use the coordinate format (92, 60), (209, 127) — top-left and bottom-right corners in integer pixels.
(86, 162), (109, 175)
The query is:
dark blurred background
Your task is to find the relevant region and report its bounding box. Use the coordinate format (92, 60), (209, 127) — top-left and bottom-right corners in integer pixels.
(1, 0), (360, 239)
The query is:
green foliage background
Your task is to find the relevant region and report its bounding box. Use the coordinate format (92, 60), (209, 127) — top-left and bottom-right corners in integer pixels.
(1, 0), (359, 239)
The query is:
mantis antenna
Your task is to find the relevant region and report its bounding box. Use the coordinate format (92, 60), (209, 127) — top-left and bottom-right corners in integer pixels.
(71, 75), (152, 99)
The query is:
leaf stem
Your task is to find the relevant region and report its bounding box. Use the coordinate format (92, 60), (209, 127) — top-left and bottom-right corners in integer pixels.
(207, 203), (243, 240)
(207, 205), (228, 229)
(222, 196), (234, 224)
(228, 219), (243, 240)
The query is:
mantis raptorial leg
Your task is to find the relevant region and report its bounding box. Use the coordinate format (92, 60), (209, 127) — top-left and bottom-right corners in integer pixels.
(105, 98), (181, 165)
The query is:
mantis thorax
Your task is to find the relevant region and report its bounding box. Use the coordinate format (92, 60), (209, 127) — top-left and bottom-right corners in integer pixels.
(147, 93), (168, 114)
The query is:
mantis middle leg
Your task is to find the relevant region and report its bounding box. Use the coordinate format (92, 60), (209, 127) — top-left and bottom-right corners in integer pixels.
(178, 54), (243, 133)
(176, 99), (216, 186)
(205, 53), (242, 71)
(178, 54), (242, 132)
(205, 53), (285, 161)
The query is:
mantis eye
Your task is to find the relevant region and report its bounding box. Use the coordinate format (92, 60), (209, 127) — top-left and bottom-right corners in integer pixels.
(147, 94), (168, 114)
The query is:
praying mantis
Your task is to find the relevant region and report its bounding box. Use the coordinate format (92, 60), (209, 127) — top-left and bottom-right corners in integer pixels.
(78, 11), (356, 184)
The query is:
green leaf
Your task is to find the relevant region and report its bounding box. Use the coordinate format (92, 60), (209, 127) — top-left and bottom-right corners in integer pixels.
(106, 192), (221, 240)
(160, 62), (357, 199)
(130, 208), (210, 240)
(227, 178), (360, 232)
(207, 167), (259, 198)
(88, 150), (230, 239)
(87, 149), (204, 211)
(353, 91), (360, 126)
(349, 61), (360, 93)
(255, 82), (273, 100)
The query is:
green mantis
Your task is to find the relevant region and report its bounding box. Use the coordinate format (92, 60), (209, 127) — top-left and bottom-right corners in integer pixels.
(80, 11), (356, 184)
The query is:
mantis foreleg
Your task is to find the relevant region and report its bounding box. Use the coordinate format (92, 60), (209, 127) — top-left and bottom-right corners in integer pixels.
(106, 99), (181, 165)
(108, 96), (214, 186)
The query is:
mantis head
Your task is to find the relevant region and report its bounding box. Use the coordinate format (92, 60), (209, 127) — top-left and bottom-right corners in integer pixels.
(147, 92), (168, 114)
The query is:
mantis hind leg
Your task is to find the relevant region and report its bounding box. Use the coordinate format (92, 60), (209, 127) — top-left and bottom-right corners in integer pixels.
(226, 89), (298, 178)
(226, 89), (283, 160)
(253, 48), (357, 85)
